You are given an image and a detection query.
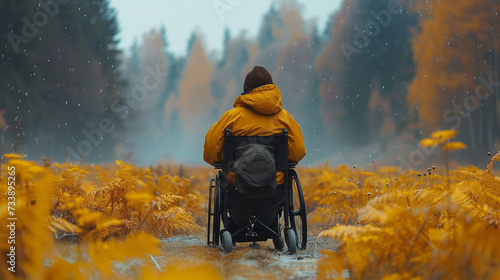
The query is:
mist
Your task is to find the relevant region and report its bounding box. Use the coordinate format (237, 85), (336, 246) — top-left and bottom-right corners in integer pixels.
(94, 0), (500, 168)
(117, 1), (341, 166)
(1, 0), (498, 169)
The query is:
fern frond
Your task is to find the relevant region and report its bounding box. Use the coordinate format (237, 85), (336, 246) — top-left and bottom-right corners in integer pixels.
(487, 151), (500, 173)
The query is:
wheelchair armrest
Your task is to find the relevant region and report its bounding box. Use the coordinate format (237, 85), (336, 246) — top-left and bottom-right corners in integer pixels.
(288, 162), (297, 168)
(214, 162), (224, 169)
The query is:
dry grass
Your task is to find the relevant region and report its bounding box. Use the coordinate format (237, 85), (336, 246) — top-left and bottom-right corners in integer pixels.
(314, 151), (500, 279)
(1, 139), (500, 279)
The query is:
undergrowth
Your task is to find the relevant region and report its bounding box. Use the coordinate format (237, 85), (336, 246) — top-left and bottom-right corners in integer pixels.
(0, 129), (499, 279)
(312, 146), (500, 279)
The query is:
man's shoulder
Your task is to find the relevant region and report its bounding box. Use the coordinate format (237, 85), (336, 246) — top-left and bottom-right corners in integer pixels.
(224, 106), (246, 116)
(276, 108), (295, 119)
(278, 108), (291, 115)
(224, 106), (294, 120)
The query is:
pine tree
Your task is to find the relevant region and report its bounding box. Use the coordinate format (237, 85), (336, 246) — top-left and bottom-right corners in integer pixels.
(0, 0), (123, 162)
(218, 28), (231, 68)
(315, 0), (416, 146)
(258, 5), (282, 48)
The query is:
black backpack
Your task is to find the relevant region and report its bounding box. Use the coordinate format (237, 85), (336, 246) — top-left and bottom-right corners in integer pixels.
(234, 144), (277, 199)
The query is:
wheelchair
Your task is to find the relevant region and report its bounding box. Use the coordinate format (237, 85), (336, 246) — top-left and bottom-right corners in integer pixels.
(207, 128), (307, 254)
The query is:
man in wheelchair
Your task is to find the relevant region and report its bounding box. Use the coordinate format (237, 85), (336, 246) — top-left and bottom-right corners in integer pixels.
(204, 66), (306, 253)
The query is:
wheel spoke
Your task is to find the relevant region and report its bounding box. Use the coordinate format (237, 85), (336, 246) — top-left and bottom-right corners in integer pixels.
(289, 170), (307, 250)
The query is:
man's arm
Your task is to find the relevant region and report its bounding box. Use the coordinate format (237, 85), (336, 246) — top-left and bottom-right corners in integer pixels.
(203, 112), (231, 165)
(286, 116), (306, 163)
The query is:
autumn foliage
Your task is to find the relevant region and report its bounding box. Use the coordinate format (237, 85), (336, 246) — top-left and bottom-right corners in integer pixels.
(313, 150), (500, 279)
(1, 134), (500, 279)
(0, 155), (209, 279)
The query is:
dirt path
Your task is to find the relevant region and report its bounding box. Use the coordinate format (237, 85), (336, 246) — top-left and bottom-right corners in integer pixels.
(152, 235), (339, 280)
(53, 234), (339, 279)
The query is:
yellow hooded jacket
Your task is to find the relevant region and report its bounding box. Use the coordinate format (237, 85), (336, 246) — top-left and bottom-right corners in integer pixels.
(203, 84), (306, 184)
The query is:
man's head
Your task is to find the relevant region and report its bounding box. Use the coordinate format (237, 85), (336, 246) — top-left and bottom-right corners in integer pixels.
(243, 66), (273, 92)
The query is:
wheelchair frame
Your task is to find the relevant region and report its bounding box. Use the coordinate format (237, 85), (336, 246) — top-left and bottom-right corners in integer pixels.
(207, 128), (307, 253)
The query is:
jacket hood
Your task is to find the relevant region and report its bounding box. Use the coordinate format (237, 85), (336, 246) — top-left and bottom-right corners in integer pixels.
(233, 84), (283, 115)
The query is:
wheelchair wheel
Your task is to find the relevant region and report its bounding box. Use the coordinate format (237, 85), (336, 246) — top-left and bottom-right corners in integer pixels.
(285, 228), (297, 254)
(221, 230), (233, 253)
(207, 172), (222, 246)
(289, 169), (307, 250)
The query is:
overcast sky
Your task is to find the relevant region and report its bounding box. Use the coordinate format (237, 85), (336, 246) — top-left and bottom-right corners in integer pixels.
(109, 0), (343, 57)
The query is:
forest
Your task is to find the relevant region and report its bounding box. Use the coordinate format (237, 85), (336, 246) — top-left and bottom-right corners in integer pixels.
(1, 0), (500, 279)
(1, 0), (498, 167)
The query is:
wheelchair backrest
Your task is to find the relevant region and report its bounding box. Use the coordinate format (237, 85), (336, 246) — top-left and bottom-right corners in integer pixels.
(220, 128), (288, 172)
